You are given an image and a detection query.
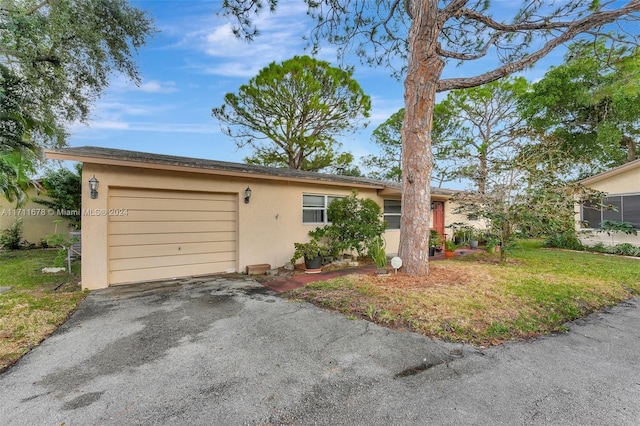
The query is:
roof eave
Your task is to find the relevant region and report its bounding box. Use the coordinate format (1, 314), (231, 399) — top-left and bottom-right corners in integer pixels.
(45, 149), (386, 190)
(580, 158), (640, 185)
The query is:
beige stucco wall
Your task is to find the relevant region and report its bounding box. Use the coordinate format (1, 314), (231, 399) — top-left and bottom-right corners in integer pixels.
(443, 202), (488, 241)
(583, 166), (640, 194)
(578, 164), (640, 246)
(80, 162), (483, 289)
(0, 188), (67, 245)
(81, 163), (388, 289)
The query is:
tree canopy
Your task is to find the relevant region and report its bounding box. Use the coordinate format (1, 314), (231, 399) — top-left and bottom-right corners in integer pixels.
(436, 77), (530, 194)
(362, 106), (453, 185)
(362, 109), (404, 182)
(521, 39), (640, 177)
(35, 164), (82, 229)
(221, 0), (640, 275)
(212, 55), (370, 172)
(0, 0), (155, 202)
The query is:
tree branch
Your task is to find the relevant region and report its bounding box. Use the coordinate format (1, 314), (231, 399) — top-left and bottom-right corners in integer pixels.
(437, 1), (640, 92)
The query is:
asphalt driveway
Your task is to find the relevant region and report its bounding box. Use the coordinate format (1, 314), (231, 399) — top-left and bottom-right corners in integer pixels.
(1, 275), (639, 425)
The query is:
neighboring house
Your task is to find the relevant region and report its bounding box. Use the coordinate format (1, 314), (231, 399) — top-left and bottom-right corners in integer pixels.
(0, 185), (67, 245)
(46, 146), (468, 290)
(577, 158), (640, 247)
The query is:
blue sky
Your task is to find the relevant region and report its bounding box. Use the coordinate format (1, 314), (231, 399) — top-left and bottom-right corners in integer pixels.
(66, 0), (567, 184)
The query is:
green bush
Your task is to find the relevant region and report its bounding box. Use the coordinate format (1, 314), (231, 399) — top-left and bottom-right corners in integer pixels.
(309, 191), (385, 257)
(35, 165), (82, 230)
(0, 219), (26, 250)
(544, 232), (583, 250)
(612, 243), (640, 257)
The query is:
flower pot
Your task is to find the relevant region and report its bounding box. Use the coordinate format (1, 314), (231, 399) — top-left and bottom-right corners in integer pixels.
(469, 240), (478, 249)
(444, 250), (455, 259)
(304, 255), (322, 270)
(429, 246), (436, 257)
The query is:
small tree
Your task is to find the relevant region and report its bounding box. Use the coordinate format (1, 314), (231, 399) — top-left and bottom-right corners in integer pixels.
(35, 165), (82, 229)
(309, 191), (385, 258)
(0, 218), (25, 250)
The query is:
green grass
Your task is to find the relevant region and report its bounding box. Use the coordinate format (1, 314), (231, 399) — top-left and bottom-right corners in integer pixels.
(288, 240), (640, 346)
(0, 250), (86, 372)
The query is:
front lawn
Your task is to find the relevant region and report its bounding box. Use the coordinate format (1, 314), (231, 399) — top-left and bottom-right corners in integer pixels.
(0, 250), (85, 372)
(287, 240), (640, 346)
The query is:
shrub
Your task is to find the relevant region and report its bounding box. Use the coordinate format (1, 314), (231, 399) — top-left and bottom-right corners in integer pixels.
(0, 219), (26, 250)
(544, 232), (583, 250)
(612, 243), (640, 257)
(590, 242), (609, 253)
(309, 191), (385, 257)
(291, 240), (330, 264)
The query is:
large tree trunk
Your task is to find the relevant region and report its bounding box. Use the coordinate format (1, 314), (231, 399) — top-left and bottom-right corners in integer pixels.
(398, 1), (444, 276)
(623, 136), (637, 162)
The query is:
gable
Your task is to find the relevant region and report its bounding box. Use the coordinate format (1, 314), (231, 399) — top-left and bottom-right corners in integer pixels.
(580, 159), (640, 194)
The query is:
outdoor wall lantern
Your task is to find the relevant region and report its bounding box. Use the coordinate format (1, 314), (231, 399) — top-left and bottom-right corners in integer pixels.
(244, 186), (252, 204)
(89, 175), (99, 199)
(430, 202), (436, 210)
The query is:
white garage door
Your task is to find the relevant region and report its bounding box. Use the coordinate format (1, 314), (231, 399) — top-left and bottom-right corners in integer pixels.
(108, 188), (237, 285)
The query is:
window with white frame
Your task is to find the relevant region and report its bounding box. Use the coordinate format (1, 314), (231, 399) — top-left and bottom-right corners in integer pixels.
(302, 194), (342, 224)
(383, 199), (401, 229)
(582, 194), (640, 229)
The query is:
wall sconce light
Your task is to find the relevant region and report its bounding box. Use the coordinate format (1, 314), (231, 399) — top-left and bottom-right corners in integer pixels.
(244, 186), (252, 204)
(430, 202), (436, 210)
(89, 175), (99, 199)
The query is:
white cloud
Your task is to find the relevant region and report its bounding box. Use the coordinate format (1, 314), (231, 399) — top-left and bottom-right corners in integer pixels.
(135, 80), (178, 93)
(78, 120), (217, 134)
(107, 74), (179, 94)
(199, 0), (314, 77)
(124, 122), (217, 134)
(205, 62), (263, 78)
(97, 101), (159, 117)
(87, 120), (130, 130)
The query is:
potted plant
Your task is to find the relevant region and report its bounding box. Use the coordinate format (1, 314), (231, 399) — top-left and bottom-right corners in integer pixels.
(485, 236), (500, 253)
(429, 230), (442, 257)
(469, 228), (479, 249)
(291, 240), (329, 271)
(444, 239), (457, 258)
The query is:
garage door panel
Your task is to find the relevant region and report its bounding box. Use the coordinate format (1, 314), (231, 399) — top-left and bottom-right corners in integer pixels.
(109, 197), (236, 212)
(109, 231), (236, 247)
(110, 220), (236, 235)
(110, 241), (236, 260)
(109, 209), (236, 222)
(108, 188), (237, 285)
(111, 251), (235, 272)
(110, 188), (232, 201)
(110, 260), (237, 286)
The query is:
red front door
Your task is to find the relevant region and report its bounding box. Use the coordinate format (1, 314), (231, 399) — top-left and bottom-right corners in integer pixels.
(432, 201), (445, 237)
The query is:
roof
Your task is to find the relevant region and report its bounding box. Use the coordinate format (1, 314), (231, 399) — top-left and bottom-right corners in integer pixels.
(45, 146), (459, 198)
(580, 158), (640, 185)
